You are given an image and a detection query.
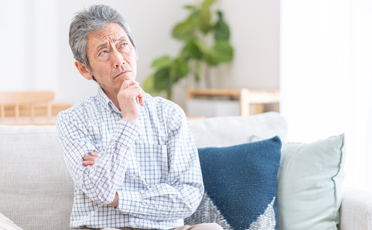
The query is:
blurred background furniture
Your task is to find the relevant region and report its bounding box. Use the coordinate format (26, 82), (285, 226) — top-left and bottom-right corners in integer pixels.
(0, 91), (71, 125)
(186, 88), (280, 117)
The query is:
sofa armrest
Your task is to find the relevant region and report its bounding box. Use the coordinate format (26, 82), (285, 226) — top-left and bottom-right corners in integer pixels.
(339, 187), (372, 230)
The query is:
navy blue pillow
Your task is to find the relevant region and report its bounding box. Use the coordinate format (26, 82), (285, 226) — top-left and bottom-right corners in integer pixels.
(185, 136), (281, 230)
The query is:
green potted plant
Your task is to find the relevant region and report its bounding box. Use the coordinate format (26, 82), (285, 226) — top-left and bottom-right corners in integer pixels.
(143, 0), (233, 99)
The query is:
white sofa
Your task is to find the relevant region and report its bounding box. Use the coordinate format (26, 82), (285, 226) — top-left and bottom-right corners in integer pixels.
(0, 112), (371, 230)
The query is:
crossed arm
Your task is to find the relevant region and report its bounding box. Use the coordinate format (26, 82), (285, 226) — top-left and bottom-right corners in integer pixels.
(57, 105), (204, 221)
(82, 152), (119, 207)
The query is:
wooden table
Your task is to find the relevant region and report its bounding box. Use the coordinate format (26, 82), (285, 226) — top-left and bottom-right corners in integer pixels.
(186, 88), (280, 116)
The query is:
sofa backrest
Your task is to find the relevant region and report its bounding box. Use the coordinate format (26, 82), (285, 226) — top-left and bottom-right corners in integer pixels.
(189, 112), (287, 148)
(0, 125), (73, 230)
(0, 112), (287, 230)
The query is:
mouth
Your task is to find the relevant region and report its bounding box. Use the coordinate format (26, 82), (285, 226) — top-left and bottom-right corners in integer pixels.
(114, 70), (132, 79)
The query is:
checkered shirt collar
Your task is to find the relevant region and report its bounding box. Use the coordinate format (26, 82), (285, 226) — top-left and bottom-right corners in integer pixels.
(96, 86), (121, 114)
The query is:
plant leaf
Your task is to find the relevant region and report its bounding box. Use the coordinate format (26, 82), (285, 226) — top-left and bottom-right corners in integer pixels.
(193, 38), (210, 54)
(213, 40), (233, 62)
(193, 39), (220, 65)
(172, 13), (199, 40)
(204, 52), (219, 66)
(204, 40), (233, 65)
(214, 11), (230, 41)
(142, 74), (158, 93)
(200, 0), (215, 34)
(173, 58), (189, 77)
(195, 61), (202, 82)
(153, 68), (171, 91)
(151, 56), (173, 69)
(184, 5), (195, 11)
(201, 0), (215, 10)
(182, 39), (203, 60)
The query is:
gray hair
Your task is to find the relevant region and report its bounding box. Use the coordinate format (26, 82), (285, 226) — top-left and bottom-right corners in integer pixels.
(69, 5), (136, 72)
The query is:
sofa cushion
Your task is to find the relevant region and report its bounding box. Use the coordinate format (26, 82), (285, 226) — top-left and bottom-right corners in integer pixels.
(277, 134), (345, 230)
(0, 125), (73, 230)
(185, 136), (282, 230)
(188, 112), (287, 148)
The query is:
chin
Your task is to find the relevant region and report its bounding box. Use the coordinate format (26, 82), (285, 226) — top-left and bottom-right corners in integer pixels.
(117, 74), (135, 81)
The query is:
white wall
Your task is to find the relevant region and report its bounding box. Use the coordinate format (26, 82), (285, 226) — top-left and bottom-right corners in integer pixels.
(280, 0), (351, 143)
(280, 0), (372, 191)
(0, 1), (35, 90)
(217, 0), (279, 90)
(0, 0), (279, 109)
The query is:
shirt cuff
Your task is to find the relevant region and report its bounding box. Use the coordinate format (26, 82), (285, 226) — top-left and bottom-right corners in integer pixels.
(117, 190), (143, 214)
(112, 119), (139, 147)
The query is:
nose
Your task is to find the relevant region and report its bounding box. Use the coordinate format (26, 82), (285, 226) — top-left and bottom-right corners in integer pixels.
(112, 48), (125, 68)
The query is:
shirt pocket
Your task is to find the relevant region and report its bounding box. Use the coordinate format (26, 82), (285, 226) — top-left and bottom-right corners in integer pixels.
(134, 143), (168, 186)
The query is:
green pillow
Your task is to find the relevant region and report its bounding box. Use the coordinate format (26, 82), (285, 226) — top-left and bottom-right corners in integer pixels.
(278, 134), (345, 230)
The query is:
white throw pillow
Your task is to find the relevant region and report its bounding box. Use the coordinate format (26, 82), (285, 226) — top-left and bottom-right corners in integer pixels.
(251, 134), (345, 229)
(277, 134), (345, 229)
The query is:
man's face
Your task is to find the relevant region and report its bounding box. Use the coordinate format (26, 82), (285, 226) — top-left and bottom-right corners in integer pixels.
(85, 23), (138, 93)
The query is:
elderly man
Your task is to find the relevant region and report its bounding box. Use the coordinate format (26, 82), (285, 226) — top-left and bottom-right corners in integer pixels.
(56, 4), (221, 230)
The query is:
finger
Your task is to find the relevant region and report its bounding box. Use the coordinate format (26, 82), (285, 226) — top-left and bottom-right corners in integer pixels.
(139, 88), (145, 106)
(120, 79), (139, 91)
(83, 156), (96, 161)
(83, 153), (98, 160)
(83, 161), (95, 166)
(83, 157), (92, 162)
(123, 85), (144, 101)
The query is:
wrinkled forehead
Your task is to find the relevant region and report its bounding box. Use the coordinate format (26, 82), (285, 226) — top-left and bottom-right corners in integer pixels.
(87, 23), (129, 44)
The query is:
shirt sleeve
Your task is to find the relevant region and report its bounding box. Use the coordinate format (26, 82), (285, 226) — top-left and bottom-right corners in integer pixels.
(115, 104), (204, 221)
(56, 111), (139, 205)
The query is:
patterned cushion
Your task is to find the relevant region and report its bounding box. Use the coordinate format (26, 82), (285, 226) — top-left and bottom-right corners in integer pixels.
(185, 136), (282, 230)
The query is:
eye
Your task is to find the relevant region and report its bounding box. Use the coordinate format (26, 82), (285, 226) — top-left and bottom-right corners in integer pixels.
(121, 42), (128, 47)
(99, 50), (108, 56)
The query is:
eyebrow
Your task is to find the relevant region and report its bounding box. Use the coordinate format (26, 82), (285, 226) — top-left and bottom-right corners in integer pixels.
(114, 36), (127, 43)
(96, 36), (127, 51)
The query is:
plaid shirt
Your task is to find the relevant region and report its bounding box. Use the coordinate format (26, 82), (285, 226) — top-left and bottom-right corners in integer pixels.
(56, 87), (204, 229)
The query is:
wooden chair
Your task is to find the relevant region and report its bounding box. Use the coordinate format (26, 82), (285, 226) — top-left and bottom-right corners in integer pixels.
(0, 91), (55, 125)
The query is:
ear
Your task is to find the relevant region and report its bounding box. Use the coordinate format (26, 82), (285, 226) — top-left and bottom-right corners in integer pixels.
(75, 61), (93, 80)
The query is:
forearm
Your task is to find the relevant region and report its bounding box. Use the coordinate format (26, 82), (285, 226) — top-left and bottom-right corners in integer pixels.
(113, 138), (204, 221)
(62, 120), (139, 204)
(115, 182), (203, 221)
